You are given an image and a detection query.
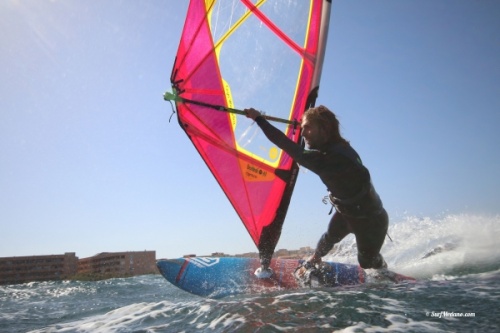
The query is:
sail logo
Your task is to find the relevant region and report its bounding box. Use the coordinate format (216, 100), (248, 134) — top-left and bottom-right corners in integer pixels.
(239, 160), (275, 182)
(189, 257), (220, 268)
(247, 164), (267, 178)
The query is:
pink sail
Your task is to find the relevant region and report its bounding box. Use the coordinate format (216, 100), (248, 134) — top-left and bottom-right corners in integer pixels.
(168, 0), (331, 258)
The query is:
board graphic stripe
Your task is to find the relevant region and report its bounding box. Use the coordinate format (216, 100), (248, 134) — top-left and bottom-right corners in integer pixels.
(176, 259), (190, 284)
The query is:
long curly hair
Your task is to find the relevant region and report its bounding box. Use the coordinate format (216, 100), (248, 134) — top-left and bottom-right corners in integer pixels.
(303, 105), (348, 145)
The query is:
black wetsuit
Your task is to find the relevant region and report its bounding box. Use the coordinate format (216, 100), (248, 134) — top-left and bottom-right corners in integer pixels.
(255, 116), (388, 269)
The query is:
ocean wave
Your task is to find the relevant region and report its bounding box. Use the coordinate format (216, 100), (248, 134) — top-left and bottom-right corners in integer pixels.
(4, 213), (499, 333)
(323, 213), (500, 279)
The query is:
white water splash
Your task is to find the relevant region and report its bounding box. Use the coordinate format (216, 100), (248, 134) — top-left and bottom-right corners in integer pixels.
(324, 213), (500, 279)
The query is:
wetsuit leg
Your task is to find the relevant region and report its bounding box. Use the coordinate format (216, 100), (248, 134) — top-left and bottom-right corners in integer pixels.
(349, 209), (389, 269)
(315, 211), (352, 257)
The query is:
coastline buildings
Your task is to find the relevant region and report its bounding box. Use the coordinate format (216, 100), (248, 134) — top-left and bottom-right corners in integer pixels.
(274, 246), (314, 259)
(0, 247), (314, 285)
(0, 251), (158, 285)
(202, 247), (314, 260)
(0, 252), (78, 285)
(77, 251), (157, 280)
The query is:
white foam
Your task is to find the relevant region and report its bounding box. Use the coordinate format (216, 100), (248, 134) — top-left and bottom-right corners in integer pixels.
(324, 213), (500, 279)
(27, 301), (185, 333)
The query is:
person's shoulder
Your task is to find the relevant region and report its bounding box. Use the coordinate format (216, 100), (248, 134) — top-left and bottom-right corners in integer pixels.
(325, 142), (364, 165)
(324, 142), (351, 154)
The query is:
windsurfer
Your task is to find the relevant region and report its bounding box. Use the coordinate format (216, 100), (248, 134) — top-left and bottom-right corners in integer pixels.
(245, 105), (389, 273)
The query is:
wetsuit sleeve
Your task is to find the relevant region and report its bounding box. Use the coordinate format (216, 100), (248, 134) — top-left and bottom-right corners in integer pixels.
(255, 116), (302, 156)
(255, 116), (324, 172)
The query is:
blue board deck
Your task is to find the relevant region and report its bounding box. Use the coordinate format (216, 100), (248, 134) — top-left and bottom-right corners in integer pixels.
(157, 257), (415, 298)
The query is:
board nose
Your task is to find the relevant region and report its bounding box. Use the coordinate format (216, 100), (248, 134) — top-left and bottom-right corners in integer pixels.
(157, 259), (187, 284)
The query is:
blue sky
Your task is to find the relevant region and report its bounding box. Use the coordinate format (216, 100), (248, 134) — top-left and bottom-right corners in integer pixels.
(1, 1), (499, 259)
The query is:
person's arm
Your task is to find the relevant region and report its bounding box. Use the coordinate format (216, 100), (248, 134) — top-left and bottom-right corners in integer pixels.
(244, 108), (327, 174)
(244, 108), (303, 159)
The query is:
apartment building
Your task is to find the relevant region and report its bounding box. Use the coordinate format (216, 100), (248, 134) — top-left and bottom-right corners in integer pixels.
(78, 251), (158, 279)
(0, 251), (158, 285)
(0, 252), (78, 285)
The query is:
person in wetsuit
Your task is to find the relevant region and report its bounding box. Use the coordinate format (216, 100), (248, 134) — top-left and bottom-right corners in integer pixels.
(245, 105), (388, 271)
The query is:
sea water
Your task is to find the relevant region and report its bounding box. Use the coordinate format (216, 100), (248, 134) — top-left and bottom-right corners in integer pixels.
(1, 213), (499, 333)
